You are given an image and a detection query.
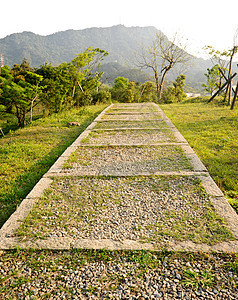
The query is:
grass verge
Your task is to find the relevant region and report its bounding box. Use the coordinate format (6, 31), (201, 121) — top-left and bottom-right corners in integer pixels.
(0, 104), (107, 228)
(160, 100), (238, 213)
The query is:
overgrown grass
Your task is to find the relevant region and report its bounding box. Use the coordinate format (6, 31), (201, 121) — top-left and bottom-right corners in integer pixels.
(0, 104), (107, 227)
(160, 99), (238, 213)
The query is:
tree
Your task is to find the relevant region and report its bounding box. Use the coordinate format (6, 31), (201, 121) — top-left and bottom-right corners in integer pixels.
(0, 60), (43, 127)
(70, 47), (108, 106)
(204, 45), (238, 103)
(161, 74), (186, 103)
(36, 63), (73, 113)
(173, 74), (187, 102)
(139, 81), (157, 102)
(111, 77), (135, 102)
(202, 64), (221, 96)
(36, 48), (108, 112)
(136, 32), (192, 101)
(111, 77), (129, 102)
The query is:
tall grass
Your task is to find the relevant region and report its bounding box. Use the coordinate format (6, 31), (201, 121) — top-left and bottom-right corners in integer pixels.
(0, 104), (107, 227)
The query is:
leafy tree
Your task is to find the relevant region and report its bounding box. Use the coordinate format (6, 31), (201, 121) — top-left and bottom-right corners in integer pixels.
(36, 63), (73, 113)
(36, 48), (108, 112)
(139, 81), (157, 102)
(124, 81), (135, 103)
(113, 76), (129, 90)
(70, 47), (108, 106)
(161, 74), (186, 103)
(204, 45), (237, 103)
(111, 77), (129, 102)
(202, 64), (221, 96)
(173, 74), (187, 102)
(91, 84), (111, 105)
(111, 77), (135, 102)
(0, 66), (13, 113)
(0, 60), (43, 127)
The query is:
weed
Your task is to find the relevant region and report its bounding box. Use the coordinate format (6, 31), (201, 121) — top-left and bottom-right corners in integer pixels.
(181, 267), (215, 290)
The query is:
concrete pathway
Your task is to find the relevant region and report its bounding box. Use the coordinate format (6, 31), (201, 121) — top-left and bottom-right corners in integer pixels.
(0, 103), (238, 252)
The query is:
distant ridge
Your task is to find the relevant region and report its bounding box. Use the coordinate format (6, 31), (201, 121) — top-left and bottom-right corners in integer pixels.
(0, 25), (214, 89)
(0, 25), (161, 67)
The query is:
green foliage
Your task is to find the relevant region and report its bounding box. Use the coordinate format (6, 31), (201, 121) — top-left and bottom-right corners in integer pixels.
(36, 47), (108, 111)
(113, 76), (129, 90)
(36, 62), (72, 113)
(111, 77), (135, 102)
(139, 81), (157, 102)
(202, 64), (224, 96)
(161, 75), (186, 103)
(0, 59), (43, 127)
(182, 267), (215, 290)
(0, 48), (109, 128)
(70, 47), (108, 106)
(91, 85), (111, 105)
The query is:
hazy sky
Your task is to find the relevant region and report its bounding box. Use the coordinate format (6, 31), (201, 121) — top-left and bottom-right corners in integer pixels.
(1, 0), (238, 59)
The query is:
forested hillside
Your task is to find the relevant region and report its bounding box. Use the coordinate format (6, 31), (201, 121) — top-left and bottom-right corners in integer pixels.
(0, 25), (159, 66)
(0, 25), (212, 89)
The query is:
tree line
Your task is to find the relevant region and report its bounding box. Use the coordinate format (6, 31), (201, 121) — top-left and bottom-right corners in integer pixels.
(0, 48), (110, 128)
(0, 33), (192, 129)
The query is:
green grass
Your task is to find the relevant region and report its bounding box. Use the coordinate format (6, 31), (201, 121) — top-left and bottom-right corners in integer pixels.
(0, 104), (107, 227)
(160, 99), (238, 213)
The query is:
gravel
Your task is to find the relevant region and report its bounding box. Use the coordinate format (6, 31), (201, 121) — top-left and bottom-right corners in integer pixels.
(81, 129), (176, 145)
(16, 176), (233, 245)
(0, 250), (237, 299)
(108, 105), (158, 113)
(94, 120), (169, 129)
(101, 113), (161, 121)
(62, 145), (193, 176)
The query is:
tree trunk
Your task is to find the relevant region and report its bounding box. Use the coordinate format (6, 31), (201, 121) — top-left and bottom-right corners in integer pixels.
(227, 46), (237, 105)
(231, 81), (238, 110)
(158, 67), (170, 101)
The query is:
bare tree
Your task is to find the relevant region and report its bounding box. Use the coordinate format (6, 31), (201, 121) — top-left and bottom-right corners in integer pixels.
(135, 32), (192, 100)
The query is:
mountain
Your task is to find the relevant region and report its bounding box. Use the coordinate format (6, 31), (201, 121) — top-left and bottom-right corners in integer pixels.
(0, 25), (161, 67)
(0, 25), (214, 90)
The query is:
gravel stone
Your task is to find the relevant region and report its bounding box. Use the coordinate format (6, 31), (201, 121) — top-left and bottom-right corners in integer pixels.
(82, 129), (176, 145)
(62, 145), (193, 175)
(95, 120), (168, 129)
(16, 176), (233, 245)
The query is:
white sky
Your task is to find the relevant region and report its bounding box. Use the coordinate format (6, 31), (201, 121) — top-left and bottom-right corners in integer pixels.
(1, 0), (238, 59)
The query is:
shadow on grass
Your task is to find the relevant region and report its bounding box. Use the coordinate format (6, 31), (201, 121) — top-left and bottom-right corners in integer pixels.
(0, 113), (99, 228)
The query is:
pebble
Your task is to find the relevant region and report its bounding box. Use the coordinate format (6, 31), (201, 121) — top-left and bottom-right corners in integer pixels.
(2, 251), (236, 300)
(23, 176), (226, 246)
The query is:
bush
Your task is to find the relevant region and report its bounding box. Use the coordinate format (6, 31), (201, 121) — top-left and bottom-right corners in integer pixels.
(161, 75), (187, 104)
(91, 89), (111, 104)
